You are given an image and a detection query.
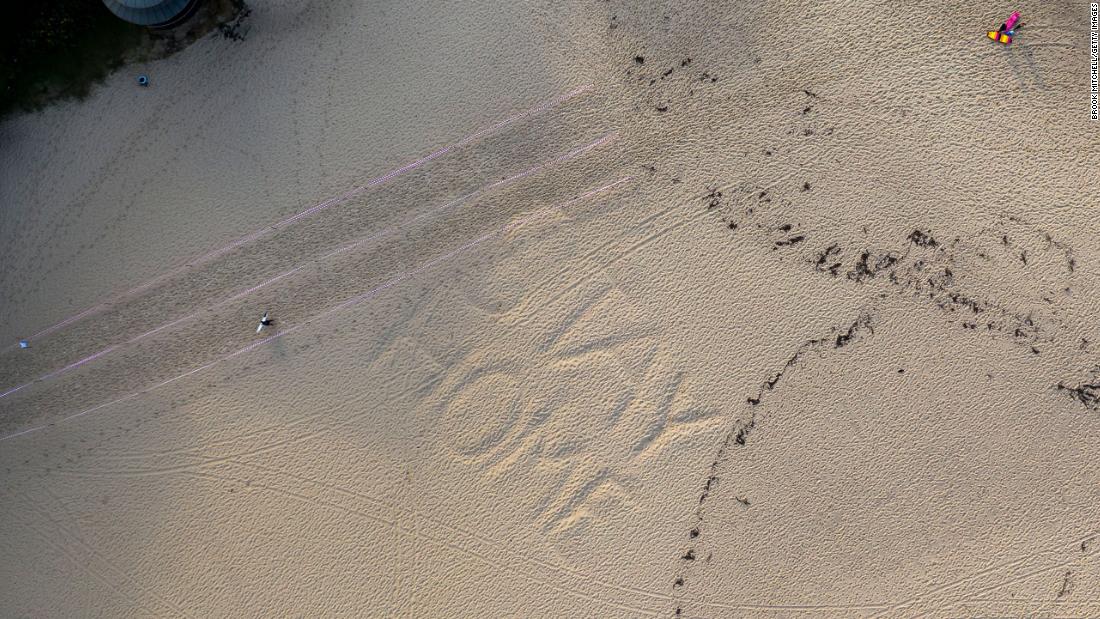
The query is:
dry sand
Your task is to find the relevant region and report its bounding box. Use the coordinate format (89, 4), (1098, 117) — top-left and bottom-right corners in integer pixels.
(2, 0), (1100, 616)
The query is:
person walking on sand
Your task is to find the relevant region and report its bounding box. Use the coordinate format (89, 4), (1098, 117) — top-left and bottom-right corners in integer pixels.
(256, 311), (274, 333)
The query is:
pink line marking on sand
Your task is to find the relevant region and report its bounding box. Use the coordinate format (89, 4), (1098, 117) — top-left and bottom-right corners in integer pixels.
(0, 345), (120, 399)
(0, 134), (616, 402)
(0, 176), (633, 443)
(6, 84), (595, 352)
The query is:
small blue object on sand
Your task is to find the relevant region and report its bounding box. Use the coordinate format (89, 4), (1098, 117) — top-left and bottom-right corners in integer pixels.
(19, 340), (29, 349)
(137, 75), (149, 87)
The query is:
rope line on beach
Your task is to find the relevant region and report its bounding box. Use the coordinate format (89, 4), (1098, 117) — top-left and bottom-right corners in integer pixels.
(0, 176), (634, 443)
(6, 83), (595, 353)
(0, 133), (615, 402)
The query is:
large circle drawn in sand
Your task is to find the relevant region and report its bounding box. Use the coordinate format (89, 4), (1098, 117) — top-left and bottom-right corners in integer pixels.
(440, 371), (524, 459)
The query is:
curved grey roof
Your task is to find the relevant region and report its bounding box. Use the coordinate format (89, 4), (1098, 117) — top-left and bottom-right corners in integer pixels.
(102, 0), (199, 27)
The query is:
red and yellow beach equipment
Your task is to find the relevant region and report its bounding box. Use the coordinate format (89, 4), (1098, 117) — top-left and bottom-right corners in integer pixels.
(987, 11), (1019, 45)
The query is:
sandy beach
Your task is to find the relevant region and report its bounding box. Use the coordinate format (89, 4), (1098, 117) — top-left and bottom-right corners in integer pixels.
(2, 0), (1100, 616)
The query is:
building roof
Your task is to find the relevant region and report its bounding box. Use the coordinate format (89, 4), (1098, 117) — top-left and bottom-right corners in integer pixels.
(101, 0), (199, 27)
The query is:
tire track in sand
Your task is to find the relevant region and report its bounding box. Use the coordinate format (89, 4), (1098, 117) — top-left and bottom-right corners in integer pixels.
(182, 464), (664, 617)
(0, 177), (633, 443)
(6, 84), (596, 353)
(890, 531), (1100, 618)
(14, 488), (192, 618)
